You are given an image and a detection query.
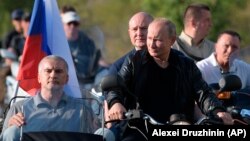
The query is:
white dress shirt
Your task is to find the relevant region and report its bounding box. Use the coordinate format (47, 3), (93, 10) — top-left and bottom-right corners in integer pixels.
(196, 53), (250, 88)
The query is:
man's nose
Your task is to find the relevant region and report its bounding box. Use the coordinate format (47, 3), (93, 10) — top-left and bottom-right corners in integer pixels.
(49, 70), (57, 76)
(227, 46), (234, 54)
(136, 28), (143, 35)
(147, 40), (155, 48)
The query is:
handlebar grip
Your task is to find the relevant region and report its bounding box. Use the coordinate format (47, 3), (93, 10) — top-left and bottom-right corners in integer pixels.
(169, 114), (191, 125)
(124, 109), (143, 119)
(207, 118), (224, 125)
(195, 116), (224, 125)
(208, 114), (224, 125)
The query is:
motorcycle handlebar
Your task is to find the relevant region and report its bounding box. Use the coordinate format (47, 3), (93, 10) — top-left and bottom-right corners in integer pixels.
(194, 116), (224, 125)
(124, 110), (166, 125)
(105, 109), (224, 125)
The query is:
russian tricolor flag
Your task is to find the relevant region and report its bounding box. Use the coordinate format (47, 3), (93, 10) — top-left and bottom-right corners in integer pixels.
(17, 0), (82, 98)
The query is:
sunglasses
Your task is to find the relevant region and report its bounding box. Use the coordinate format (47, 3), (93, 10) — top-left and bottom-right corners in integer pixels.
(13, 18), (22, 21)
(67, 21), (79, 26)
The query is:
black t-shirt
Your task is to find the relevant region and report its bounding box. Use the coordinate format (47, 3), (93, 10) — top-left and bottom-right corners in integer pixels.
(136, 58), (177, 123)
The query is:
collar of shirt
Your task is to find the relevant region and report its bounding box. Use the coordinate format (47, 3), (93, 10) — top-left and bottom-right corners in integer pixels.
(33, 92), (67, 108)
(179, 31), (205, 47)
(210, 53), (237, 73)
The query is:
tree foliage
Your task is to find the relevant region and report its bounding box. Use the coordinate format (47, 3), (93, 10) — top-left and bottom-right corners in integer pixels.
(1, 0), (250, 62)
(0, 0), (33, 45)
(141, 0), (249, 47)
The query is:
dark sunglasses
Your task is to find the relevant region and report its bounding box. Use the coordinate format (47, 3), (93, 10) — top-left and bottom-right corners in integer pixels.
(13, 18), (22, 21)
(67, 21), (79, 26)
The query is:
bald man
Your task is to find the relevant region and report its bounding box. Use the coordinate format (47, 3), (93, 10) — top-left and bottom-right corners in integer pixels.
(108, 12), (154, 74)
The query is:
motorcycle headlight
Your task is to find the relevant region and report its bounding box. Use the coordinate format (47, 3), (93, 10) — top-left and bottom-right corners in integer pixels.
(217, 91), (231, 99)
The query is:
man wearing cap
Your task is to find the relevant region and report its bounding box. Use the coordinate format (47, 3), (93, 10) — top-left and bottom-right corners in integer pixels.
(61, 11), (102, 89)
(2, 9), (24, 49)
(9, 12), (31, 59)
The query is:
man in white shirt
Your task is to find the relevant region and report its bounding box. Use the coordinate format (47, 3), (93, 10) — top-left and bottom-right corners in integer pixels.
(196, 30), (250, 88)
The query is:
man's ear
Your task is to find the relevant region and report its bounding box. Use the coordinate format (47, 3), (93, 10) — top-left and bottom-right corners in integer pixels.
(190, 18), (199, 30)
(65, 74), (69, 84)
(37, 74), (41, 83)
(214, 43), (218, 49)
(170, 36), (176, 46)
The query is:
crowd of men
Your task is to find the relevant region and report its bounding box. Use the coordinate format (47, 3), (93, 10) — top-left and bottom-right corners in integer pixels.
(0, 3), (249, 141)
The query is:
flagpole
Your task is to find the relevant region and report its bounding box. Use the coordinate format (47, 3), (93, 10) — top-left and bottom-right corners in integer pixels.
(12, 81), (20, 104)
(17, 0), (81, 98)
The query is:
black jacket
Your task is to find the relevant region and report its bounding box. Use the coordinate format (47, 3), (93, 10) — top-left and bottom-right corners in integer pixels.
(106, 49), (225, 122)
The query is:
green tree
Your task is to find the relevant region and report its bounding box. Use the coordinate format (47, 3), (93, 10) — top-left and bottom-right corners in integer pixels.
(1, 0), (249, 62)
(0, 0), (33, 40)
(141, 0), (249, 47)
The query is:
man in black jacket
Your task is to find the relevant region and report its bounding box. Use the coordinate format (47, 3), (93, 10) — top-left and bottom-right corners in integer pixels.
(106, 18), (233, 141)
(2, 9), (24, 49)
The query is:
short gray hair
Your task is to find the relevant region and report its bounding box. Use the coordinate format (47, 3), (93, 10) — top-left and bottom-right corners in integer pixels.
(150, 17), (176, 37)
(38, 55), (69, 73)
